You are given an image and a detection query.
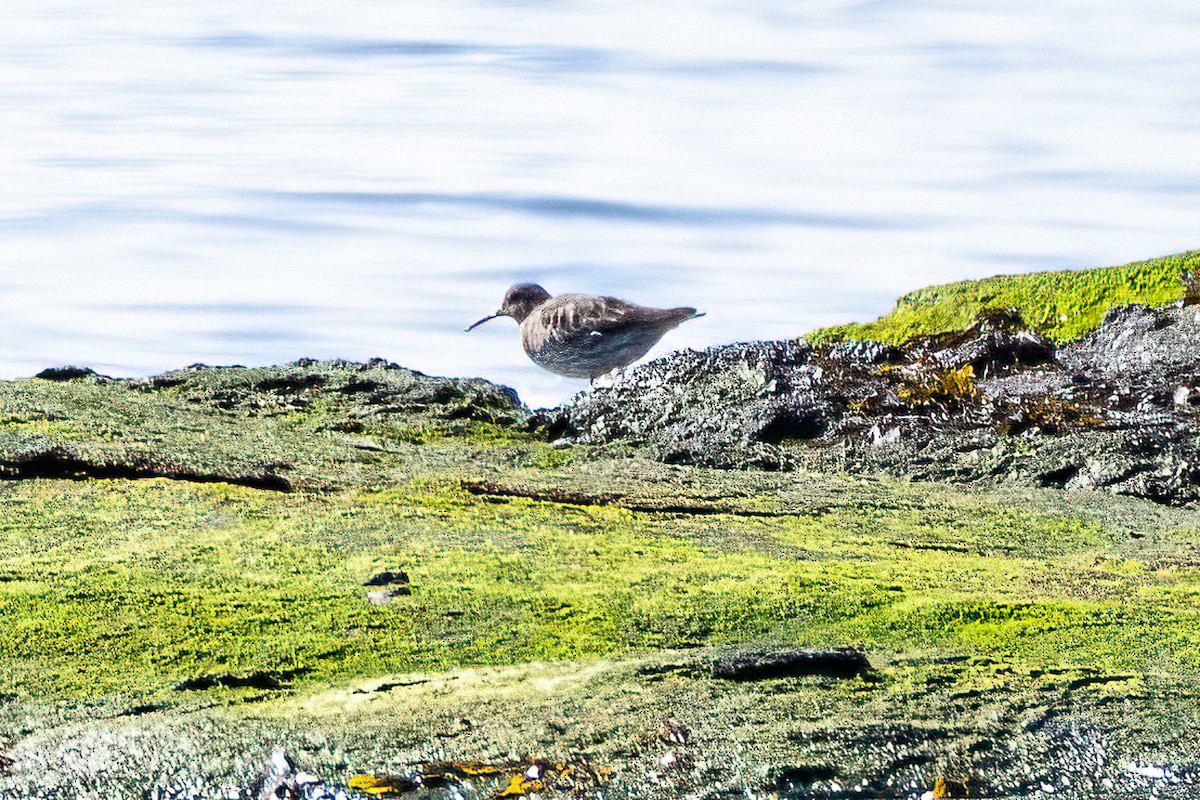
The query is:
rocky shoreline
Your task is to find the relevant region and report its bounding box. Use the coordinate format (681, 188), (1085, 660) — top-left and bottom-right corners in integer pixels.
(15, 298), (1200, 509)
(559, 302), (1200, 506)
(4, 288), (1200, 798)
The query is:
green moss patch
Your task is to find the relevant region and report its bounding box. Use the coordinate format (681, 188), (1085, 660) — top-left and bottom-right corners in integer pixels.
(1, 463), (1195, 705)
(809, 249), (1200, 345)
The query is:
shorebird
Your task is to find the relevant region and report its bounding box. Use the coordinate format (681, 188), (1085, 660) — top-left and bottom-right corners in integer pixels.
(466, 283), (704, 381)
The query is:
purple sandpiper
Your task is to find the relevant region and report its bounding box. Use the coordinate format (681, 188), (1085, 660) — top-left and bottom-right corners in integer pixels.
(466, 283), (704, 381)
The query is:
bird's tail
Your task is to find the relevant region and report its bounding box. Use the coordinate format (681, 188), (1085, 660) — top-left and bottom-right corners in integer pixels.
(670, 307), (705, 323)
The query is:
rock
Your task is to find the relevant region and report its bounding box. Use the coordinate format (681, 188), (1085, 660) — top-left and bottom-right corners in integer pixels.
(770, 765), (838, 792)
(174, 669), (305, 692)
(365, 570), (412, 605)
(710, 648), (874, 681)
(364, 569), (409, 587)
(0, 359), (529, 494)
(148, 359), (527, 426)
(555, 303), (1200, 506)
(1059, 304), (1200, 382)
(253, 749), (322, 800)
(34, 366), (104, 382)
(905, 309), (1056, 375)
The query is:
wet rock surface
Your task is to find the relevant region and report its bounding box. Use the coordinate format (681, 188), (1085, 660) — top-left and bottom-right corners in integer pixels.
(558, 304), (1200, 505)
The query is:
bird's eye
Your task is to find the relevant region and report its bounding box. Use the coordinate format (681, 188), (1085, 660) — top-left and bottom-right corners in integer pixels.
(590, 331), (603, 337)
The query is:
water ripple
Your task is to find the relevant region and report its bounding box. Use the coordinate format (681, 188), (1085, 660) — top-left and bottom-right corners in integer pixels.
(0, 203), (356, 235)
(184, 34), (829, 80)
(261, 190), (916, 230)
(189, 33), (622, 73)
(99, 303), (324, 316)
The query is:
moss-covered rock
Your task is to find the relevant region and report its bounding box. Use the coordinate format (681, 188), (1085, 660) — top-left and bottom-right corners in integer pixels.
(0, 359), (528, 493)
(808, 249), (1200, 345)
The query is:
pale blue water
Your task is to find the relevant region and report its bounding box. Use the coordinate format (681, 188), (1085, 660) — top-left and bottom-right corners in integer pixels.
(2, 1), (1199, 406)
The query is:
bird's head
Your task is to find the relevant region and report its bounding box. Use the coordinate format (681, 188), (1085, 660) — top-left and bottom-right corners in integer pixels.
(466, 283), (552, 330)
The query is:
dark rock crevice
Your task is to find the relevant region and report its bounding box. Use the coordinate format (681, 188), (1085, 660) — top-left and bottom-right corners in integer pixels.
(174, 668), (309, 692)
(710, 648), (875, 681)
(462, 480), (787, 518)
(0, 446), (293, 493)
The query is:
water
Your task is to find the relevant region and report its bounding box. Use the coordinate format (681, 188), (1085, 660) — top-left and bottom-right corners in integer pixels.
(2, 0), (1198, 407)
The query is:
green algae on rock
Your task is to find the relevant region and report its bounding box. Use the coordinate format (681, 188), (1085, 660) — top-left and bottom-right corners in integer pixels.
(0, 359), (529, 493)
(808, 248), (1200, 345)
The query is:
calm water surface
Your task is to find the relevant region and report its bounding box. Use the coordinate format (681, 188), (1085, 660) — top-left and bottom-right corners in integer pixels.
(2, 1), (1199, 406)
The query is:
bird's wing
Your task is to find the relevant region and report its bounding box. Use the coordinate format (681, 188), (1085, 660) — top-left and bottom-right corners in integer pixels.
(534, 294), (640, 341)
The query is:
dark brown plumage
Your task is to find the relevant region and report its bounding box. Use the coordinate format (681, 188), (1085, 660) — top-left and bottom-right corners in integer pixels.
(467, 283), (703, 380)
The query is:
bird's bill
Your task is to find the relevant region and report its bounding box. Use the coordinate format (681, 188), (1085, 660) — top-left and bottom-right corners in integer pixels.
(465, 312), (501, 332)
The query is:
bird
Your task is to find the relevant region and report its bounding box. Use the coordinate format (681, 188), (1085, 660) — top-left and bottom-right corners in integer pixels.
(466, 282), (704, 381)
